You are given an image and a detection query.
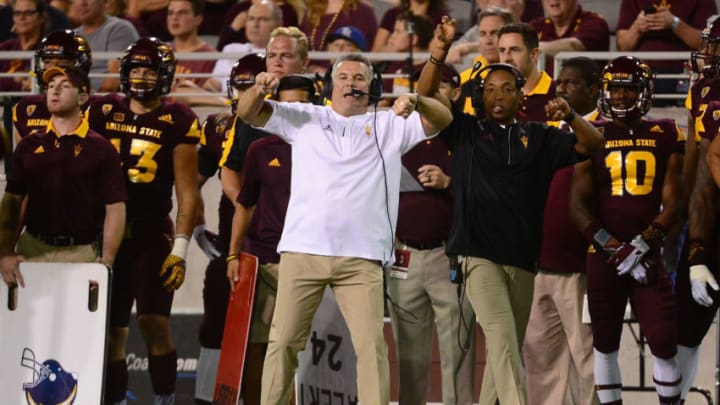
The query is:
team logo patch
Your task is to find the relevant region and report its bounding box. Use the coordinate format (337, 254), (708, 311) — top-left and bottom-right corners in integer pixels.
(74, 145), (82, 157)
(702, 86), (710, 99)
(268, 157), (281, 167)
(113, 113), (124, 121)
(713, 110), (720, 121)
(21, 348), (78, 405)
(158, 114), (174, 124)
(33, 145), (44, 154)
(520, 135), (528, 149)
(365, 124), (371, 136)
(26, 105), (36, 116)
(102, 104), (112, 116)
(650, 125), (663, 133)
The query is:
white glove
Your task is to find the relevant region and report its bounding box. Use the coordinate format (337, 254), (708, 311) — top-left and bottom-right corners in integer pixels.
(613, 235), (650, 276)
(192, 224), (221, 260)
(690, 264), (720, 307)
(630, 262), (648, 284)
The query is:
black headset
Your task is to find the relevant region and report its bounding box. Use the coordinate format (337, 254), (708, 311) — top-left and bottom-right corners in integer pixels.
(470, 62), (526, 113)
(276, 74), (322, 105)
(322, 62), (383, 105)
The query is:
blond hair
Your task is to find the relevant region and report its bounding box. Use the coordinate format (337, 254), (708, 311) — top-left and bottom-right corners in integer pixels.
(268, 26), (309, 59)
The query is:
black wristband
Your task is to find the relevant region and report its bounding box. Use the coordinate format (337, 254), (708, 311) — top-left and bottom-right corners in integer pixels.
(429, 55), (443, 65)
(564, 109), (576, 123)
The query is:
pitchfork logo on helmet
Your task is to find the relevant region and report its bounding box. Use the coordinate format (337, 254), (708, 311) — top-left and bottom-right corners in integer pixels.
(599, 56), (654, 122)
(21, 348), (78, 405)
(119, 37), (176, 101)
(691, 15), (720, 78)
(34, 30), (92, 89)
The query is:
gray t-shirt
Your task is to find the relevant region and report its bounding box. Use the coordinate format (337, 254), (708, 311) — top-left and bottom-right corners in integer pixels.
(76, 16), (139, 90)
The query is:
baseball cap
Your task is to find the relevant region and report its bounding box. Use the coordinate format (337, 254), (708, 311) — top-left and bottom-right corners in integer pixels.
(326, 26), (367, 52)
(412, 62), (461, 88)
(42, 66), (90, 93)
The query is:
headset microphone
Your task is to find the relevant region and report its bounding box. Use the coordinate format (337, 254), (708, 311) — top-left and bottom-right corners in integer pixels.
(349, 88), (368, 97)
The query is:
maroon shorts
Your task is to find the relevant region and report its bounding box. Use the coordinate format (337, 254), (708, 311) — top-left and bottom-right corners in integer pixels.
(676, 233), (720, 348)
(586, 250), (677, 359)
(109, 218), (174, 328)
(199, 256), (230, 348)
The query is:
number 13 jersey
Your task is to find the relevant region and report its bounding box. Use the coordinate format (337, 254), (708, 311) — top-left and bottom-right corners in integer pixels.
(87, 93), (201, 221)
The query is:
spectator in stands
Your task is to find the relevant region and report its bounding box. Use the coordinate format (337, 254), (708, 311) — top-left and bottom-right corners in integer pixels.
(105, 0), (147, 36)
(216, 0), (300, 51)
(0, 0), (68, 43)
(0, 0), (49, 92)
(204, 0), (283, 95)
(168, 0), (219, 106)
(380, 12), (434, 96)
(447, 7), (513, 76)
(75, 0), (139, 92)
(530, 0), (609, 77)
(616, 0), (716, 98)
(475, 0), (544, 23)
(196, 0), (234, 37)
(445, 0), (520, 65)
(126, 0), (169, 40)
(371, 0), (447, 52)
(327, 25), (367, 54)
(451, 0), (521, 63)
(301, 0), (377, 54)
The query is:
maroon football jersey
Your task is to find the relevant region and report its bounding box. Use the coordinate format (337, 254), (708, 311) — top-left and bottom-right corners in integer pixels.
(87, 93), (201, 221)
(591, 119), (684, 241)
(13, 94), (102, 138)
(688, 77), (720, 140)
(700, 100), (720, 141)
(236, 135), (291, 264)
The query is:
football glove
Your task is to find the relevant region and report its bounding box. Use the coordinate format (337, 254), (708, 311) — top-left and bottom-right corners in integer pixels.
(160, 254), (186, 291)
(690, 264), (720, 307)
(193, 224), (221, 260)
(608, 235), (650, 276)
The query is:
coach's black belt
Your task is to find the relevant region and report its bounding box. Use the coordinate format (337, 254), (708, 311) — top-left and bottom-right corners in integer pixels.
(399, 239), (445, 250)
(32, 232), (97, 246)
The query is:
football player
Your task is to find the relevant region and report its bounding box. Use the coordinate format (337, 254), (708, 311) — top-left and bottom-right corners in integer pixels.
(13, 29), (92, 141)
(570, 56), (685, 405)
(193, 53), (265, 405)
(673, 15), (720, 404)
(86, 37), (201, 405)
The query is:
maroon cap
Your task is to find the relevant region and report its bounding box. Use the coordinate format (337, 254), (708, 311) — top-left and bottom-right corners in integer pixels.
(42, 66), (90, 93)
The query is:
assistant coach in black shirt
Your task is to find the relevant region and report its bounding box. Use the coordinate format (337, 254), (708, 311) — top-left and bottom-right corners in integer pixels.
(417, 16), (604, 405)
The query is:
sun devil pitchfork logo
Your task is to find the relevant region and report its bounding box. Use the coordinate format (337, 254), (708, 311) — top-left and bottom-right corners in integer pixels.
(21, 348), (78, 405)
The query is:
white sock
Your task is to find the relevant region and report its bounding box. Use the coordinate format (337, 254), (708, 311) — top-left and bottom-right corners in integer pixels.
(676, 345), (699, 400)
(594, 349), (622, 403)
(653, 355), (681, 404)
(195, 346), (221, 401)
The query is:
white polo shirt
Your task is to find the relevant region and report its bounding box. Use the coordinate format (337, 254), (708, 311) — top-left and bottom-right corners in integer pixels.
(261, 101), (430, 264)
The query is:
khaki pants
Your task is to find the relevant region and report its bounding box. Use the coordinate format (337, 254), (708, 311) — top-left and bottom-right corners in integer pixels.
(523, 272), (599, 405)
(387, 245), (476, 405)
(464, 256), (534, 405)
(261, 252), (389, 405)
(17, 232), (98, 263)
(249, 262), (279, 343)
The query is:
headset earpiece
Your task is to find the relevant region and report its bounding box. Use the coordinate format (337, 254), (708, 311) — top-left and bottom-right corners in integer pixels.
(470, 63), (526, 115)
